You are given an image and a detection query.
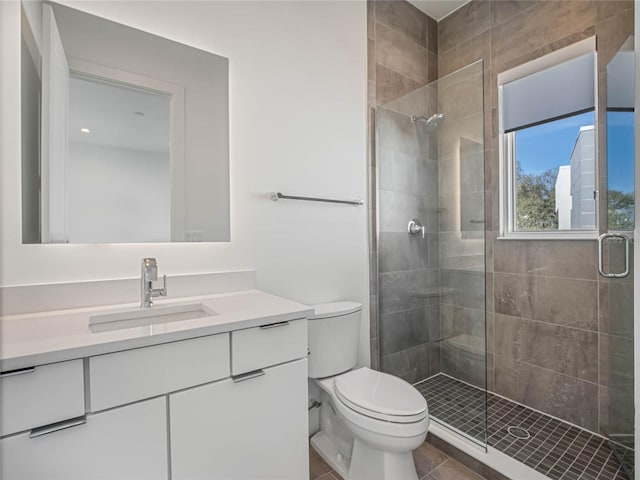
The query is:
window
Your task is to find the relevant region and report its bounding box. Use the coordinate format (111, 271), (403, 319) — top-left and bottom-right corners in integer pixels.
(498, 38), (598, 238)
(512, 111), (595, 232)
(607, 111), (635, 229)
(606, 49), (635, 231)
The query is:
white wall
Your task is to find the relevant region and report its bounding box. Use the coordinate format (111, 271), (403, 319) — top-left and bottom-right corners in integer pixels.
(67, 143), (171, 243)
(1, 1), (370, 364)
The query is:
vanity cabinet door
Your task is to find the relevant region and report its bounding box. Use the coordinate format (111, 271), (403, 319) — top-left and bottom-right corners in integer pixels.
(170, 358), (309, 480)
(1, 397), (168, 480)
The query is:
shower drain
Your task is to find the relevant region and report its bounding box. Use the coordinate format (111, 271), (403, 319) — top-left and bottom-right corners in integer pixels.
(507, 426), (531, 440)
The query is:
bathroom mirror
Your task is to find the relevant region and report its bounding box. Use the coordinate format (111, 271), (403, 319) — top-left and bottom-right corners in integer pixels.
(21, 1), (230, 243)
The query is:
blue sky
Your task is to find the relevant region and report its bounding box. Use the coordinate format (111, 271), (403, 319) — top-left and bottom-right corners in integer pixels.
(515, 110), (634, 193)
(607, 111), (635, 193)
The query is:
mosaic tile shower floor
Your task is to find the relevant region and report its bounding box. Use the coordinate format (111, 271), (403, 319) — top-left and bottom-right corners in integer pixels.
(416, 374), (633, 480)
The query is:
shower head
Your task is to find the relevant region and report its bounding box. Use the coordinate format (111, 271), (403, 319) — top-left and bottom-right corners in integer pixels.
(411, 113), (445, 132)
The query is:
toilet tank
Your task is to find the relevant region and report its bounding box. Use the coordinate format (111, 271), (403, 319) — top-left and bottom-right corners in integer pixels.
(308, 302), (362, 379)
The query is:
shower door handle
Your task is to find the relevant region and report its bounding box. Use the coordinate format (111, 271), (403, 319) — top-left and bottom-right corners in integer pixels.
(408, 218), (425, 238)
(598, 233), (630, 278)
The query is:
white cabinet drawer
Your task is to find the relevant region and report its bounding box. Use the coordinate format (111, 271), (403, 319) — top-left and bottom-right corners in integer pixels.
(89, 333), (230, 411)
(231, 318), (307, 375)
(170, 359), (309, 480)
(1, 397), (167, 480)
(0, 360), (85, 436)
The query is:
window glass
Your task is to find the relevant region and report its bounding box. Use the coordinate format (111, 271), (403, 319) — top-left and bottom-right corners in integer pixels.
(607, 110), (635, 230)
(513, 111), (595, 231)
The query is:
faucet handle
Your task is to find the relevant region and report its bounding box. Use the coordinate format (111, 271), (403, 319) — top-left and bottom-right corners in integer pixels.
(158, 274), (168, 296)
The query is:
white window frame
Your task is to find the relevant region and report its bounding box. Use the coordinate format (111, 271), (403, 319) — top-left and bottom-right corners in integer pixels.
(498, 37), (599, 240)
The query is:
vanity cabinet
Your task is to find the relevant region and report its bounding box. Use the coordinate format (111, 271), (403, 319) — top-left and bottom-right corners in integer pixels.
(0, 397), (168, 480)
(89, 333), (230, 411)
(0, 359), (85, 436)
(1, 317), (309, 480)
(170, 358), (309, 480)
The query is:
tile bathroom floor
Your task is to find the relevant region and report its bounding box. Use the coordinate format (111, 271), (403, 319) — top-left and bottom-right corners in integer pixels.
(309, 439), (487, 480)
(416, 373), (633, 480)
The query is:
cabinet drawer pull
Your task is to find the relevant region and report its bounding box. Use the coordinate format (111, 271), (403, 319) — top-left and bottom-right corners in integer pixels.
(30, 416), (87, 438)
(0, 367), (35, 378)
(231, 369), (265, 383)
(260, 321), (290, 329)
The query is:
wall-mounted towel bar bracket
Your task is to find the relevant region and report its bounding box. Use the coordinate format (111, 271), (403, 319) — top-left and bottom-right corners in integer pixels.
(270, 192), (364, 206)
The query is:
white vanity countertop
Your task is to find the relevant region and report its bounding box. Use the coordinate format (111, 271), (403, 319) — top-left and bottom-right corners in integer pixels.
(0, 289), (313, 371)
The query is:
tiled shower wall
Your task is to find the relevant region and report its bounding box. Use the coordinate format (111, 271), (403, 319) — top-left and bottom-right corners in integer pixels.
(436, 0), (635, 434)
(369, 0), (634, 437)
(367, 1), (438, 371)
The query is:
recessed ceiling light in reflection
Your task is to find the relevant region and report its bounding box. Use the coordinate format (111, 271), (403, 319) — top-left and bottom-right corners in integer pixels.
(80, 128), (91, 133)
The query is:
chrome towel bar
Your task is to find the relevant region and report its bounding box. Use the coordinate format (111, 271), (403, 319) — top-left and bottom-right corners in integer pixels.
(270, 192), (364, 206)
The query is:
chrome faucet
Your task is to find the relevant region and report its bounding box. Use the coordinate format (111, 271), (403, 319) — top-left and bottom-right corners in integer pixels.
(140, 258), (167, 308)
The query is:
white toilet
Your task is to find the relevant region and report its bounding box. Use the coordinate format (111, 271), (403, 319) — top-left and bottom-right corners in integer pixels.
(308, 302), (429, 480)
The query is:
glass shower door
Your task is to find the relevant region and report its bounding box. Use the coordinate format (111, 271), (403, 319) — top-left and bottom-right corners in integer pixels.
(603, 37), (635, 479)
(375, 60), (487, 447)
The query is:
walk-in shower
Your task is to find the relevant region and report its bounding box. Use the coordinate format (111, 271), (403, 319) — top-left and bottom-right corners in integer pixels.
(375, 58), (634, 480)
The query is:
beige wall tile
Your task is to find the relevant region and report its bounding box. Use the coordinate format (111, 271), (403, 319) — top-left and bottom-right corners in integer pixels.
(491, 1), (596, 69)
(375, 0), (428, 48)
(490, 0), (536, 27)
(426, 15), (438, 53)
(438, 0), (491, 54)
(596, 0), (634, 21)
(367, 0), (375, 40)
(438, 31), (490, 78)
(375, 65), (422, 106)
(376, 22), (429, 84)
(596, 8), (635, 67)
(494, 314), (598, 382)
(494, 354), (599, 431)
(493, 240), (598, 279)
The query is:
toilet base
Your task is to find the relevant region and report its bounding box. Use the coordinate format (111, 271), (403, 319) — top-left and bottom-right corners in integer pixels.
(310, 431), (350, 478)
(347, 438), (419, 480)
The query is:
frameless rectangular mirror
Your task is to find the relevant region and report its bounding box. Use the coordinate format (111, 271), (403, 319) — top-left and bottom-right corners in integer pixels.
(21, 1), (230, 243)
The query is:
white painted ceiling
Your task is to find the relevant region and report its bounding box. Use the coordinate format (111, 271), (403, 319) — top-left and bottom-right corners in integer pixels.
(407, 0), (471, 21)
(68, 76), (170, 154)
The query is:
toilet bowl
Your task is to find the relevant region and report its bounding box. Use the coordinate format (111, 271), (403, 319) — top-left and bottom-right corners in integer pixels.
(308, 302), (429, 480)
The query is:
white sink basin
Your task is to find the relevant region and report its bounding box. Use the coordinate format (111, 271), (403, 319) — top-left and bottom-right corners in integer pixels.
(89, 303), (217, 333)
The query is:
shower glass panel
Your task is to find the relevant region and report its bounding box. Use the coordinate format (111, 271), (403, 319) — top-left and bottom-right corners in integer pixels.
(376, 60), (486, 446)
(604, 36), (635, 478)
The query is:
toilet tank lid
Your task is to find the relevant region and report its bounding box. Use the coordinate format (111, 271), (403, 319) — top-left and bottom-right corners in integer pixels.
(309, 302), (362, 320)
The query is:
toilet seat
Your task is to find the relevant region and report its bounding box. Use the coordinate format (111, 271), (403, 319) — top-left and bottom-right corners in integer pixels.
(334, 368), (428, 424)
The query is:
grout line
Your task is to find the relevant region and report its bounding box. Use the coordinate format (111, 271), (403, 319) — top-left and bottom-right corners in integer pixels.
(492, 353), (600, 387)
(493, 311), (599, 335)
(493, 270), (599, 283)
(557, 432), (594, 480)
(577, 437), (606, 480)
(373, 16), (432, 53)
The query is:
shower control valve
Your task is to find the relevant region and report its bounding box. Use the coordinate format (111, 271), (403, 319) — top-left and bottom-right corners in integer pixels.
(407, 218), (425, 239)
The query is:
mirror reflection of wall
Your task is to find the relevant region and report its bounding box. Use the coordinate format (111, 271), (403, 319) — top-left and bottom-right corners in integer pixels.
(68, 77), (171, 243)
(21, 8), (41, 245)
(20, 1), (230, 244)
(606, 36), (635, 231)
